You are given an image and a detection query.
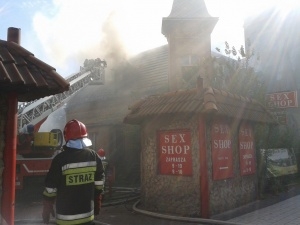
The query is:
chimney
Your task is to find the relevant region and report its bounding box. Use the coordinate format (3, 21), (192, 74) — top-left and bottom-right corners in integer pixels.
(197, 76), (203, 91)
(7, 27), (21, 44)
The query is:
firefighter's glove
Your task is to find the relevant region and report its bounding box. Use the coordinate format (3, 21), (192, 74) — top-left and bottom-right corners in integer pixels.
(42, 200), (55, 224)
(94, 194), (102, 215)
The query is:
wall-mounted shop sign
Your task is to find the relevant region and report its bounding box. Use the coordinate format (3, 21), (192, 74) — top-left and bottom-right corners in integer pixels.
(239, 122), (256, 176)
(211, 118), (233, 180)
(158, 130), (193, 176)
(265, 91), (298, 109)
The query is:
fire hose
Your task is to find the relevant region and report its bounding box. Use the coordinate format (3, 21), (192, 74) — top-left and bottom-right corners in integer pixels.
(14, 187), (246, 225)
(132, 199), (245, 225)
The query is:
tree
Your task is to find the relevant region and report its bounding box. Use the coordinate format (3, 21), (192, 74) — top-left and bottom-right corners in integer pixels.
(210, 40), (266, 103)
(210, 41), (299, 195)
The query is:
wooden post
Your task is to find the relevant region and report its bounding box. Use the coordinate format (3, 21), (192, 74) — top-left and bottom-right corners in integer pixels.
(2, 92), (18, 225)
(199, 115), (209, 218)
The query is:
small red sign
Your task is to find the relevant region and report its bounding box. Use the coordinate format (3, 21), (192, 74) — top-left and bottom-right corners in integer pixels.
(239, 122), (256, 175)
(265, 91), (298, 109)
(158, 130), (193, 176)
(211, 118), (234, 180)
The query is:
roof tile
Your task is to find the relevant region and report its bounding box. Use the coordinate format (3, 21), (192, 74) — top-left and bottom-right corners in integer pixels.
(0, 61), (10, 81)
(124, 87), (276, 124)
(0, 38), (69, 101)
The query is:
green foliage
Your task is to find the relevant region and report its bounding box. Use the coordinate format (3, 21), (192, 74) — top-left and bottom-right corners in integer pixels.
(254, 123), (270, 149)
(254, 122), (296, 151)
(254, 124), (295, 197)
(211, 40), (266, 103)
(212, 41), (300, 196)
(268, 126), (294, 149)
(177, 40), (266, 99)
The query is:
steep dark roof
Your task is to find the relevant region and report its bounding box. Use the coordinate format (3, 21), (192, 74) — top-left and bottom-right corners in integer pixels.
(124, 86), (277, 124)
(129, 45), (169, 95)
(167, 0), (211, 18)
(162, 0), (218, 36)
(0, 39), (69, 102)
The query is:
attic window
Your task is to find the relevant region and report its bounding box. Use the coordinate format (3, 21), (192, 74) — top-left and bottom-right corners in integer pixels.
(181, 54), (200, 78)
(180, 55), (199, 66)
(180, 55), (200, 88)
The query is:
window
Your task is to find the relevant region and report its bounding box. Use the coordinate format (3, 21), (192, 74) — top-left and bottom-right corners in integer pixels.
(180, 55), (200, 66)
(180, 55), (200, 88)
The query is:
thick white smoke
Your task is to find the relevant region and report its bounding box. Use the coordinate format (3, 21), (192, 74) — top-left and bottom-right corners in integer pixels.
(32, 0), (172, 76)
(39, 106), (67, 133)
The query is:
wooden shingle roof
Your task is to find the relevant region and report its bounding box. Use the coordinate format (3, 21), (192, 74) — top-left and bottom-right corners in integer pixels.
(0, 38), (69, 102)
(123, 86), (277, 124)
(129, 45), (169, 94)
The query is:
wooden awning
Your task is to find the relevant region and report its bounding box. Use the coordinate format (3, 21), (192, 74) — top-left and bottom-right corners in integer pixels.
(124, 86), (277, 124)
(0, 28), (69, 101)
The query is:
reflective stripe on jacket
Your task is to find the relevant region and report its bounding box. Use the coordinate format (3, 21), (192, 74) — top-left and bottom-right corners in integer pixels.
(43, 146), (105, 224)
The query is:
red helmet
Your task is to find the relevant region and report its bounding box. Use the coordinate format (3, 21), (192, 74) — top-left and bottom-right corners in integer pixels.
(97, 148), (105, 157)
(63, 119), (88, 142)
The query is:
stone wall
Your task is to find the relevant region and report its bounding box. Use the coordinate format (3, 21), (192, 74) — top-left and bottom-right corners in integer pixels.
(205, 118), (258, 216)
(140, 114), (201, 217)
(139, 114), (258, 217)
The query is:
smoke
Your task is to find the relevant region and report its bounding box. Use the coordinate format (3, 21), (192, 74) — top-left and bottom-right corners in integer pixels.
(32, 0), (112, 75)
(29, 0), (258, 78)
(31, 0), (172, 77)
(39, 106), (67, 133)
(100, 12), (129, 69)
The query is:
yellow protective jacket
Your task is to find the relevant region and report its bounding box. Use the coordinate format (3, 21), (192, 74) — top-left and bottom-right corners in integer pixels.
(43, 146), (105, 225)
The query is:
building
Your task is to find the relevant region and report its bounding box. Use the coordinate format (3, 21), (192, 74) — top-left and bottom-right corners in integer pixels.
(244, 5), (300, 139)
(123, 0), (276, 218)
(66, 1), (289, 199)
(124, 80), (275, 217)
(65, 0), (218, 186)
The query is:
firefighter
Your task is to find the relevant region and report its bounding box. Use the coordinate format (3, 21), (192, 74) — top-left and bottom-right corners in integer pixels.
(97, 148), (107, 170)
(42, 119), (105, 225)
(97, 148), (106, 160)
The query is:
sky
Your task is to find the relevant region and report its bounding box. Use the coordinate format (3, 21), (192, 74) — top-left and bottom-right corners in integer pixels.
(0, 0), (292, 77)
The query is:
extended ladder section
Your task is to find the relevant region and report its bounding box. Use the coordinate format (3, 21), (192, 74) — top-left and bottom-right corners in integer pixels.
(17, 65), (106, 131)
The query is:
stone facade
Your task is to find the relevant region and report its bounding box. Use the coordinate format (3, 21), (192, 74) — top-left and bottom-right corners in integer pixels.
(140, 114), (201, 216)
(138, 113), (258, 217)
(205, 118), (257, 215)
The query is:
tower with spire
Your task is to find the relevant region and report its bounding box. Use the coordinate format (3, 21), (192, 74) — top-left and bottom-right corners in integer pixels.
(162, 0), (218, 91)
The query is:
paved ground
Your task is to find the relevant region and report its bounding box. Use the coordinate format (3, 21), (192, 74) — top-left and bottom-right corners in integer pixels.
(14, 185), (300, 225)
(227, 195), (300, 225)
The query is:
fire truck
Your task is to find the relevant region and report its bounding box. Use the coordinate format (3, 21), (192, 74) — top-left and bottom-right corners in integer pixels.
(16, 61), (106, 189)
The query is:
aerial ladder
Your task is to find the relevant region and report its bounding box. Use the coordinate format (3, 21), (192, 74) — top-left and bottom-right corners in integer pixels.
(16, 60), (106, 189)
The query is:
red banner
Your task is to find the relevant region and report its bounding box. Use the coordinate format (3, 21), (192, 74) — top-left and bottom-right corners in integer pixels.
(239, 122), (256, 175)
(211, 118), (233, 180)
(158, 130), (193, 176)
